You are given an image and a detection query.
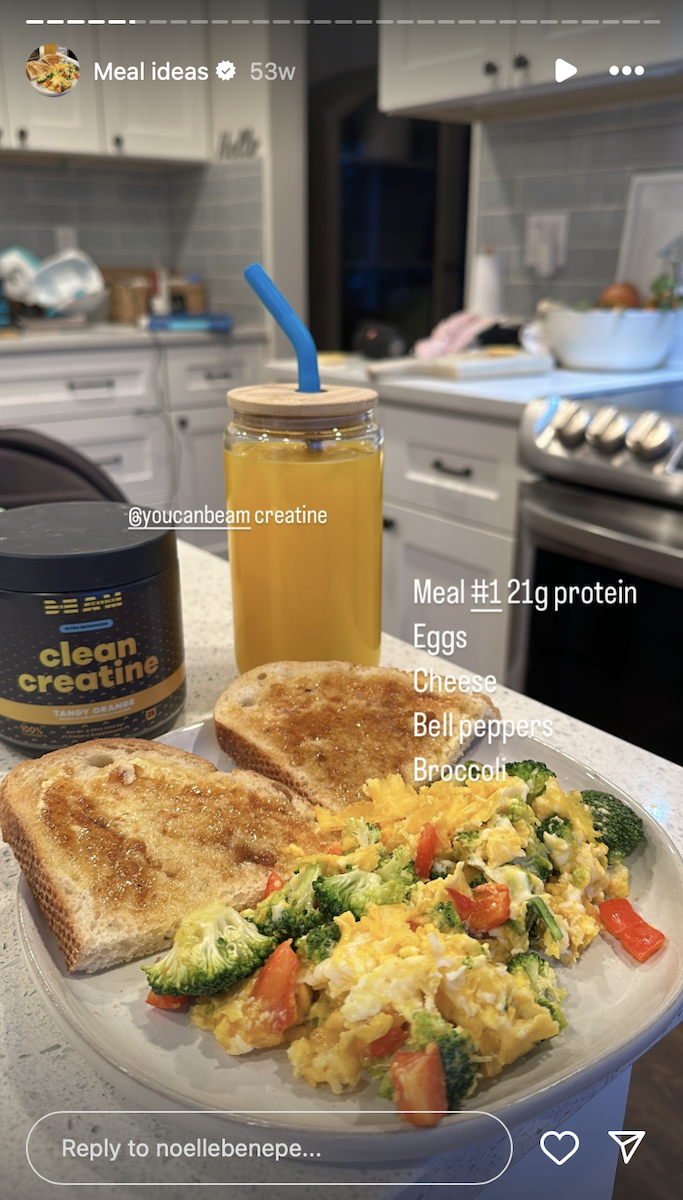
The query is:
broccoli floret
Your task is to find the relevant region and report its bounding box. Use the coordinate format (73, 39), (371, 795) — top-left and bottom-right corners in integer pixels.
(508, 951), (567, 1029)
(526, 896), (563, 943)
(580, 790), (645, 865)
(467, 871), (488, 889)
(429, 900), (464, 932)
(143, 901), (275, 997)
(410, 1011), (478, 1108)
(376, 844), (417, 888)
(313, 866), (412, 920)
(429, 860), (452, 880)
(506, 760), (557, 801)
(244, 864), (323, 941)
(456, 830), (480, 845)
(507, 799), (536, 825)
(296, 922), (341, 963)
(515, 828), (553, 883)
(343, 817), (381, 848)
(538, 813), (573, 841)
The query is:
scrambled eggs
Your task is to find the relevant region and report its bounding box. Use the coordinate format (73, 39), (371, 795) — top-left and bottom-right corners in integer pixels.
(187, 766), (637, 1122)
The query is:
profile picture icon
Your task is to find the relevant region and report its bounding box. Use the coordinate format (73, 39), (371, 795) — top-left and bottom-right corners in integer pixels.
(26, 45), (80, 96)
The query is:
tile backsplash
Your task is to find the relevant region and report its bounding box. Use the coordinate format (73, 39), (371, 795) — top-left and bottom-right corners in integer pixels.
(0, 157), (263, 328)
(474, 99), (683, 319)
(169, 161), (263, 330)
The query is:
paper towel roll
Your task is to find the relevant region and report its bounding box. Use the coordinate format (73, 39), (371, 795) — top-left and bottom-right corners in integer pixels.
(469, 250), (504, 317)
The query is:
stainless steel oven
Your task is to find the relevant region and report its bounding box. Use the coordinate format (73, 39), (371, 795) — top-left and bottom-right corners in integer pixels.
(508, 384), (683, 766)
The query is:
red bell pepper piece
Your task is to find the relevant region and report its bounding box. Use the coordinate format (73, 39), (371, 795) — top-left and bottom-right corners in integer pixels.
(253, 940), (300, 1034)
(414, 822), (438, 880)
(598, 898), (666, 963)
(367, 1025), (409, 1058)
(390, 1042), (447, 1127)
(448, 883), (510, 932)
(447, 888), (474, 919)
(263, 871), (285, 898)
(145, 991), (189, 1011)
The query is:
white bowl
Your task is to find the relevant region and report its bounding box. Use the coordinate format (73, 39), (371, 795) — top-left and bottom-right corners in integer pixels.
(544, 308), (677, 371)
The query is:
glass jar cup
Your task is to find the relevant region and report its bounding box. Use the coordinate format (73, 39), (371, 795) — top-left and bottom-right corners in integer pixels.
(224, 383), (382, 674)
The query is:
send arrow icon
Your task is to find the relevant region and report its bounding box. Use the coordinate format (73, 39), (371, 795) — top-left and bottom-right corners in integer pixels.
(555, 58), (578, 82)
(608, 1130), (646, 1165)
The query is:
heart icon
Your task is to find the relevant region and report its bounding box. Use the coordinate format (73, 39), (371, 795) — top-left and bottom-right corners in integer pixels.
(540, 1130), (580, 1166)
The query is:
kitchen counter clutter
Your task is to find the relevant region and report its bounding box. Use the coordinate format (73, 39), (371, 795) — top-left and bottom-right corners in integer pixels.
(1, 540), (682, 1199)
(267, 354), (683, 421)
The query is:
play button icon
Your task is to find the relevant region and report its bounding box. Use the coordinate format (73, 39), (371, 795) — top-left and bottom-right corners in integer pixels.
(556, 58), (578, 82)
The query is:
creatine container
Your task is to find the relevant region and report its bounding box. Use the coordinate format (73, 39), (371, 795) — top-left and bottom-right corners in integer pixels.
(0, 502), (186, 753)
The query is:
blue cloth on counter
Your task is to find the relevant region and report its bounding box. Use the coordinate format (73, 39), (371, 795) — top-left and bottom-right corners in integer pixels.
(148, 314), (232, 332)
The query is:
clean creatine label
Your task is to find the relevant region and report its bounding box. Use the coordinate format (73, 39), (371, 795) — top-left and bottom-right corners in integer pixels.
(0, 566), (185, 751)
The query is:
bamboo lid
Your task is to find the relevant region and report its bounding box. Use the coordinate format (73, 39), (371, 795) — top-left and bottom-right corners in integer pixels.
(227, 382), (377, 418)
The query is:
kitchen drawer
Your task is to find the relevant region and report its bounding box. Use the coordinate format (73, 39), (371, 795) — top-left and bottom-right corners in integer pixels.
(165, 343), (262, 412)
(382, 498), (514, 679)
(0, 349), (157, 423)
(29, 411), (173, 506)
(379, 401), (520, 533)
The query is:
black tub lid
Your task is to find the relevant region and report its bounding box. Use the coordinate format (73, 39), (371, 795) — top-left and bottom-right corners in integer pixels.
(0, 502), (178, 593)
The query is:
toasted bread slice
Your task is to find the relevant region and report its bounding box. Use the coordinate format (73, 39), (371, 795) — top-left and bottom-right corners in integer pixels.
(214, 661), (500, 812)
(0, 738), (322, 973)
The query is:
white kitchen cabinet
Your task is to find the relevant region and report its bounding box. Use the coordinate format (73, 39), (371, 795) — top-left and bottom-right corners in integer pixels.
(0, 9), (104, 154)
(380, 396), (523, 679)
(94, 1), (210, 161)
(379, 402), (520, 534)
(0, 335), (264, 553)
(0, 56), (9, 152)
(171, 406), (229, 555)
(511, 0), (676, 90)
(379, 0), (683, 119)
(27, 410), (173, 507)
(0, 348), (157, 424)
(164, 341), (262, 412)
(379, 0), (516, 113)
(383, 499), (514, 680)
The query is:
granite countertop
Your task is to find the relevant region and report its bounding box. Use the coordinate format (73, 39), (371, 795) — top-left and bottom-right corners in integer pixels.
(1, 540), (682, 1198)
(0, 324), (267, 356)
(266, 355), (683, 421)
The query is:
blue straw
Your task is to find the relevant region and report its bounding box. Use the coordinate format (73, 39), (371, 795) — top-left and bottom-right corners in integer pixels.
(244, 263), (321, 393)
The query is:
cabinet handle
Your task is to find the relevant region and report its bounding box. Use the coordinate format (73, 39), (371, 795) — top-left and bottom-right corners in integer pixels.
(177, 417), (189, 430)
(431, 459), (473, 479)
(67, 378), (115, 392)
(94, 454), (124, 467)
(483, 61), (499, 76)
(383, 516), (397, 531)
(17, 128), (28, 146)
(513, 54), (530, 70)
(113, 135), (124, 151)
(203, 370), (234, 381)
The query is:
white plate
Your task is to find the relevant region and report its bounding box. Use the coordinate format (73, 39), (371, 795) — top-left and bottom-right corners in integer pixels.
(16, 723), (683, 1158)
(29, 55), (80, 97)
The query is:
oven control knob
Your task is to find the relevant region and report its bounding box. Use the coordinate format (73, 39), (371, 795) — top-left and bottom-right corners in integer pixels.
(556, 403), (590, 447)
(586, 405), (630, 454)
(625, 411), (674, 460)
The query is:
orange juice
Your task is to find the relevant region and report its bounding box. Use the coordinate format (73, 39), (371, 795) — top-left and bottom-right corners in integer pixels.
(224, 383), (382, 673)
